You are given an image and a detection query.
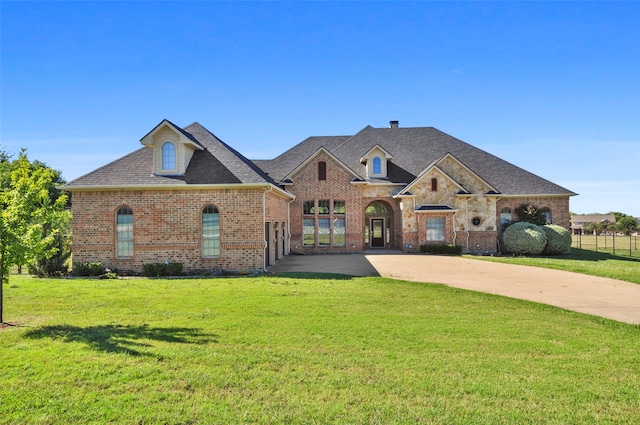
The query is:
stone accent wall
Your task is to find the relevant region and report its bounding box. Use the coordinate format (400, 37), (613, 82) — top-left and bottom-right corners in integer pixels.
(71, 187), (280, 273)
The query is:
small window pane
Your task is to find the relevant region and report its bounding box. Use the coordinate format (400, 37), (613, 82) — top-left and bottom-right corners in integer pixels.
(333, 200), (345, 215)
(318, 200), (330, 215)
(303, 201), (315, 215)
(333, 218), (346, 246)
(318, 218), (330, 246)
(303, 218), (315, 246)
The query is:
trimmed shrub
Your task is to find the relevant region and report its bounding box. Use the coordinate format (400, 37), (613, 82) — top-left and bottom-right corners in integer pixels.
(503, 222), (547, 255)
(542, 224), (572, 255)
(419, 244), (463, 255)
(142, 262), (184, 277)
(72, 262), (104, 277)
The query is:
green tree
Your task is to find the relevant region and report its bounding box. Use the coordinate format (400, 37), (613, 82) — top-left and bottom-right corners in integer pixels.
(614, 215), (639, 235)
(514, 204), (548, 226)
(0, 151), (68, 323)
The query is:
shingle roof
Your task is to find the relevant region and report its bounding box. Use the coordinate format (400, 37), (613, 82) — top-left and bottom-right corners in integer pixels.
(63, 121), (278, 188)
(259, 125), (576, 196)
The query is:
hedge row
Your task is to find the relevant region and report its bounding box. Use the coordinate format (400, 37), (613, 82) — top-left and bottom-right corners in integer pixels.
(419, 244), (463, 255)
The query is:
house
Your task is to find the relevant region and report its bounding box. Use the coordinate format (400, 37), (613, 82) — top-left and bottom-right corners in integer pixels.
(570, 214), (616, 234)
(63, 119), (576, 273)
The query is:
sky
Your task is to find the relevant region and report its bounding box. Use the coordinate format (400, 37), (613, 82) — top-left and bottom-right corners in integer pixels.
(1, 1), (639, 216)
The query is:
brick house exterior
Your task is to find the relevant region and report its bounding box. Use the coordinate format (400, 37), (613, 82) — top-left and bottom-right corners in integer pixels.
(63, 119), (576, 273)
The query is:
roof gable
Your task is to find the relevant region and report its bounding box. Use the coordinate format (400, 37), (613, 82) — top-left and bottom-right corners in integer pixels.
(282, 146), (359, 182)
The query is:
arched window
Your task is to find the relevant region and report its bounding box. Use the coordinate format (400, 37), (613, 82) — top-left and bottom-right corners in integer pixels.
(116, 206), (133, 258)
(431, 178), (438, 191)
(500, 207), (512, 231)
(365, 201), (390, 215)
(318, 161), (327, 181)
(372, 157), (382, 175)
(162, 142), (176, 170)
(202, 205), (220, 257)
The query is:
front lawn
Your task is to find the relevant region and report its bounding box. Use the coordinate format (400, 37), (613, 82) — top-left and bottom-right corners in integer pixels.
(468, 248), (640, 284)
(1, 274), (639, 424)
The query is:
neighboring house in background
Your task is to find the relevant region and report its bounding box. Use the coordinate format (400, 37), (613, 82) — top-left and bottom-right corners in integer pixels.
(63, 119), (576, 273)
(570, 214), (616, 234)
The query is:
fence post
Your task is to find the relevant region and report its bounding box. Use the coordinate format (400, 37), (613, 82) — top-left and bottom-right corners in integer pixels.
(613, 233), (615, 255)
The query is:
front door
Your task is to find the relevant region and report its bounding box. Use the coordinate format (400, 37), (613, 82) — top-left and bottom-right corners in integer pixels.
(371, 219), (385, 248)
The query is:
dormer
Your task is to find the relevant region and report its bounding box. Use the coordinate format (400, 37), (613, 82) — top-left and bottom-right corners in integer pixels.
(360, 145), (393, 179)
(140, 120), (204, 176)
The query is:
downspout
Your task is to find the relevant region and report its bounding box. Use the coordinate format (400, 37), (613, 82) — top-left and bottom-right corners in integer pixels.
(465, 197), (470, 253)
(287, 197), (295, 255)
(262, 187), (270, 272)
(495, 197), (502, 255)
(452, 210), (457, 247)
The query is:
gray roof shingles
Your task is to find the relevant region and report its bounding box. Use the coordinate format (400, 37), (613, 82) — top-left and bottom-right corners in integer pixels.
(64, 121), (575, 197)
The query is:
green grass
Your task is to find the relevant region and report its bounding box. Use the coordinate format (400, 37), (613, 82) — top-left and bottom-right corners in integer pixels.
(2, 274), (639, 424)
(469, 248), (640, 284)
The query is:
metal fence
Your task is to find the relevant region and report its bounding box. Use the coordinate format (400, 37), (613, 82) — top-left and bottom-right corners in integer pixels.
(572, 233), (640, 258)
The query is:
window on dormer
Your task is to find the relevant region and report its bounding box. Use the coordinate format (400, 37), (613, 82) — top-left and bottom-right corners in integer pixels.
(372, 157), (382, 175)
(162, 142), (176, 170)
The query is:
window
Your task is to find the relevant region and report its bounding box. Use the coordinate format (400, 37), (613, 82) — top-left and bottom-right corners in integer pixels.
(202, 205), (220, 257)
(541, 207), (552, 224)
(116, 206), (133, 258)
(472, 217), (481, 226)
(302, 200), (346, 247)
(426, 217), (445, 242)
(318, 161), (327, 181)
(500, 207), (512, 231)
(372, 157), (382, 175)
(162, 142), (176, 170)
(303, 201), (315, 215)
(318, 200), (330, 215)
(431, 178), (438, 191)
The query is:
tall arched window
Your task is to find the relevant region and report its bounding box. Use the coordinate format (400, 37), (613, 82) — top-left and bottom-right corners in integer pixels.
(202, 205), (220, 257)
(162, 142), (176, 170)
(116, 206), (133, 258)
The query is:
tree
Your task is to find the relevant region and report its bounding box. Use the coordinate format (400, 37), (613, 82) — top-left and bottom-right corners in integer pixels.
(514, 204), (548, 226)
(614, 215), (639, 236)
(0, 151), (68, 323)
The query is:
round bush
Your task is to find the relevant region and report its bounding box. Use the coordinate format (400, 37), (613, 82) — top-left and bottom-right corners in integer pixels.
(503, 222), (547, 255)
(542, 224), (572, 255)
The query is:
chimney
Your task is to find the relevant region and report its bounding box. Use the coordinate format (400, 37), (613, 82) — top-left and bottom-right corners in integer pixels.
(389, 120), (399, 128)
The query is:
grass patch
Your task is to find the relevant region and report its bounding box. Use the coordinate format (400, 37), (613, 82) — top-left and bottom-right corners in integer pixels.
(470, 248), (640, 284)
(1, 274), (639, 424)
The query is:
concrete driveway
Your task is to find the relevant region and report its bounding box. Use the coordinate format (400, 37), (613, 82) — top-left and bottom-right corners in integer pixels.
(267, 253), (640, 325)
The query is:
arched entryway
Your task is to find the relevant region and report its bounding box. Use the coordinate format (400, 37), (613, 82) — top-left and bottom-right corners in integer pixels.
(365, 201), (394, 249)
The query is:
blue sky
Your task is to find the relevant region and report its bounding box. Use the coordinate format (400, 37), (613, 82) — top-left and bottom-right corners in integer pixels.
(2, 1), (639, 216)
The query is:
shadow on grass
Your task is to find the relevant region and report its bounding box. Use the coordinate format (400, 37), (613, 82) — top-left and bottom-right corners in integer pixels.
(23, 324), (217, 356)
(270, 271), (357, 280)
(569, 248), (640, 263)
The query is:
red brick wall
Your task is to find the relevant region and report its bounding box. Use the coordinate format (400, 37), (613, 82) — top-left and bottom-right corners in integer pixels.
(70, 187), (278, 273)
(496, 197), (571, 229)
(288, 152), (365, 253)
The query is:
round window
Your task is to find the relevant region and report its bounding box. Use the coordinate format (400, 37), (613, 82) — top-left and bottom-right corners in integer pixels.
(472, 217), (481, 226)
